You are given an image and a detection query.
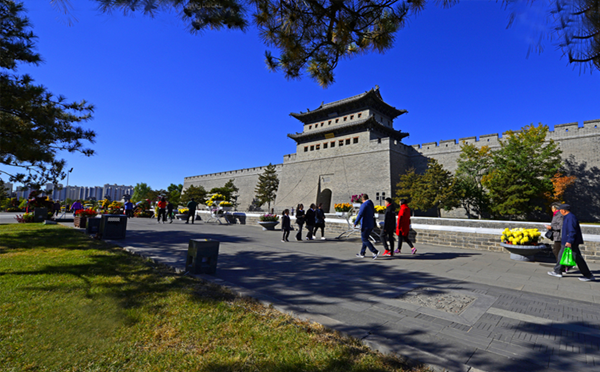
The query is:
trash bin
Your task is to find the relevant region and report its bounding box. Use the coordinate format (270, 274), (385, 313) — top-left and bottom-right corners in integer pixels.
(86, 217), (101, 235)
(99, 214), (127, 239)
(186, 239), (219, 275)
(34, 208), (48, 222)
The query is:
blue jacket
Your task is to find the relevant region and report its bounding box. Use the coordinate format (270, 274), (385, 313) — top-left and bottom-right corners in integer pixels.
(355, 199), (375, 229)
(561, 212), (584, 246)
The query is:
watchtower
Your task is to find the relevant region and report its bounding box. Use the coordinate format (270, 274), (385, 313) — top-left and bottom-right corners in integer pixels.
(275, 86), (413, 212)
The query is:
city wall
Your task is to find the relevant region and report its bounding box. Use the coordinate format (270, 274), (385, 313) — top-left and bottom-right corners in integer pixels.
(183, 164), (283, 211)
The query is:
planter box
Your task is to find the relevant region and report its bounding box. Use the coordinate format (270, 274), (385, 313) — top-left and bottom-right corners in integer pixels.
(85, 217), (101, 234)
(34, 208), (48, 223)
(74, 215), (87, 228)
(176, 214), (188, 220)
(500, 242), (551, 262)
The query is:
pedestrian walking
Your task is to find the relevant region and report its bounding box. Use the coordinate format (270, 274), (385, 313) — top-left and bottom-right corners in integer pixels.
(545, 202), (564, 266)
(314, 203), (326, 240)
(305, 204), (316, 240)
(281, 209), (291, 242)
(381, 198), (396, 256)
(395, 199), (416, 254)
(295, 204), (305, 241)
(354, 194), (379, 259)
(167, 201), (174, 223)
(157, 197), (167, 223)
(71, 200), (83, 217)
(124, 200), (134, 218)
(548, 204), (595, 281)
(52, 200), (61, 216)
(186, 198), (198, 224)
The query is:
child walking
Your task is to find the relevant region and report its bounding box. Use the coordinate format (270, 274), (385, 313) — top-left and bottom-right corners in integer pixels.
(281, 209), (291, 242)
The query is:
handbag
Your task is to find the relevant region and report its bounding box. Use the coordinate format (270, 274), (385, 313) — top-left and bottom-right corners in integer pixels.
(545, 230), (553, 240)
(559, 246), (577, 267)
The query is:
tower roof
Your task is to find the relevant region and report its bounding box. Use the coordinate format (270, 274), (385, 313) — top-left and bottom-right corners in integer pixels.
(290, 86), (407, 124)
(287, 115), (409, 143)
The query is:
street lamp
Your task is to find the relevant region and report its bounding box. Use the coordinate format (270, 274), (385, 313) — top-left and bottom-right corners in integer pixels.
(58, 168), (73, 219)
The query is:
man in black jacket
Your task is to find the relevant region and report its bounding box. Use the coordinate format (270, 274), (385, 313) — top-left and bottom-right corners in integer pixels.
(305, 203), (316, 240)
(381, 198), (396, 256)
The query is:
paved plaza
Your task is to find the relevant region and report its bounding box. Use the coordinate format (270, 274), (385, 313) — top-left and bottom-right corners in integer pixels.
(3, 213), (599, 372)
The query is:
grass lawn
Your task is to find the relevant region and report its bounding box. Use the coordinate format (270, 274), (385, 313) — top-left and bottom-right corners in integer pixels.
(0, 224), (424, 372)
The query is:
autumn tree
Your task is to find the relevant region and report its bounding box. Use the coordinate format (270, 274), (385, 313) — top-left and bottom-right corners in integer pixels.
(131, 182), (153, 202)
(454, 143), (492, 219)
(482, 124), (562, 219)
(180, 185), (207, 206)
(254, 163), (279, 211)
(395, 168), (423, 213)
(209, 179), (239, 207)
(167, 183), (183, 206)
(1, 0), (95, 188)
(420, 159), (459, 217)
(545, 172), (577, 204)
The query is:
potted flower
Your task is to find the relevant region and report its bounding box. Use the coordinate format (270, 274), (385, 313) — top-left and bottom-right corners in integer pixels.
(351, 194), (363, 208)
(14, 213), (34, 223)
(74, 208), (97, 228)
(219, 201), (233, 211)
(500, 228), (548, 261)
(176, 208), (189, 220)
(334, 203), (352, 216)
(374, 205), (386, 218)
(258, 214), (279, 230)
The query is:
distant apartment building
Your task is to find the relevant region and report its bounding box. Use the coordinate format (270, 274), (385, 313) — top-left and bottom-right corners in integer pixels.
(16, 184), (133, 202)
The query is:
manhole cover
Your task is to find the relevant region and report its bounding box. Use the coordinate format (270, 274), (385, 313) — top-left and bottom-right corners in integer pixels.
(398, 287), (476, 314)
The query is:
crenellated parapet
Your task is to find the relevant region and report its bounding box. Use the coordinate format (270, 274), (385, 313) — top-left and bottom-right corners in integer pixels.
(184, 164), (283, 181)
(412, 119), (600, 154)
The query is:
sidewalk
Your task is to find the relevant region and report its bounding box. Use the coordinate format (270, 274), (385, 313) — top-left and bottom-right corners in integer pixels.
(76, 217), (600, 372)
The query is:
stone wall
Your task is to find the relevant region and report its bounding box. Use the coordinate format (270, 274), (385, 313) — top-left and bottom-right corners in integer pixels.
(183, 164), (283, 211)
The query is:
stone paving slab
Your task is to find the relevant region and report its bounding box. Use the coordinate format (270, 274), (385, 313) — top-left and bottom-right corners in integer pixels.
(44, 216), (600, 372)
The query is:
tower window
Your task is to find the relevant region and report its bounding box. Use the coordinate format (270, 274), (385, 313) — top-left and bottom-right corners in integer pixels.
(344, 116), (347, 121)
(310, 145), (314, 151)
(309, 125), (312, 129)
(304, 146), (308, 152)
(346, 138), (351, 145)
(358, 113), (362, 118)
(353, 137), (359, 144)
(350, 115), (354, 120)
(328, 120), (331, 124)
(331, 141), (335, 147)
(316, 144), (320, 150)
(335, 119), (339, 123)
(323, 142), (328, 149)
(339, 140), (344, 146)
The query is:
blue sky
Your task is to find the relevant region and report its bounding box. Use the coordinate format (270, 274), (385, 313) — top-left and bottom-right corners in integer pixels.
(9, 0), (599, 191)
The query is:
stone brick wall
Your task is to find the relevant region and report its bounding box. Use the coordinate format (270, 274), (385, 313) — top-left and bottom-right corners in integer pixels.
(183, 164), (283, 212)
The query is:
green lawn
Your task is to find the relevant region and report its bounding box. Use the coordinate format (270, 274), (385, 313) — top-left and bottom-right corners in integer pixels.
(0, 224), (423, 372)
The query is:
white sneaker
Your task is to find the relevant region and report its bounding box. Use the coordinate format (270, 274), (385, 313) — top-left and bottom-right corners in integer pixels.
(356, 253), (365, 258)
(321, 237), (326, 240)
(579, 276), (595, 282)
(547, 271), (562, 278)
(281, 240), (286, 243)
(373, 252), (379, 260)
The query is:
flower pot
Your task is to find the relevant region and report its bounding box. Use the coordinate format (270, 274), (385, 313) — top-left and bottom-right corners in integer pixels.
(335, 212), (348, 217)
(352, 203), (362, 208)
(221, 206), (233, 211)
(500, 242), (550, 262)
(258, 221), (279, 231)
(74, 215), (87, 228)
(176, 214), (188, 220)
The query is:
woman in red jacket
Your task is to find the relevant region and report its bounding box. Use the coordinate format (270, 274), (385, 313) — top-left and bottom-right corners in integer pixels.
(395, 199), (416, 254)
